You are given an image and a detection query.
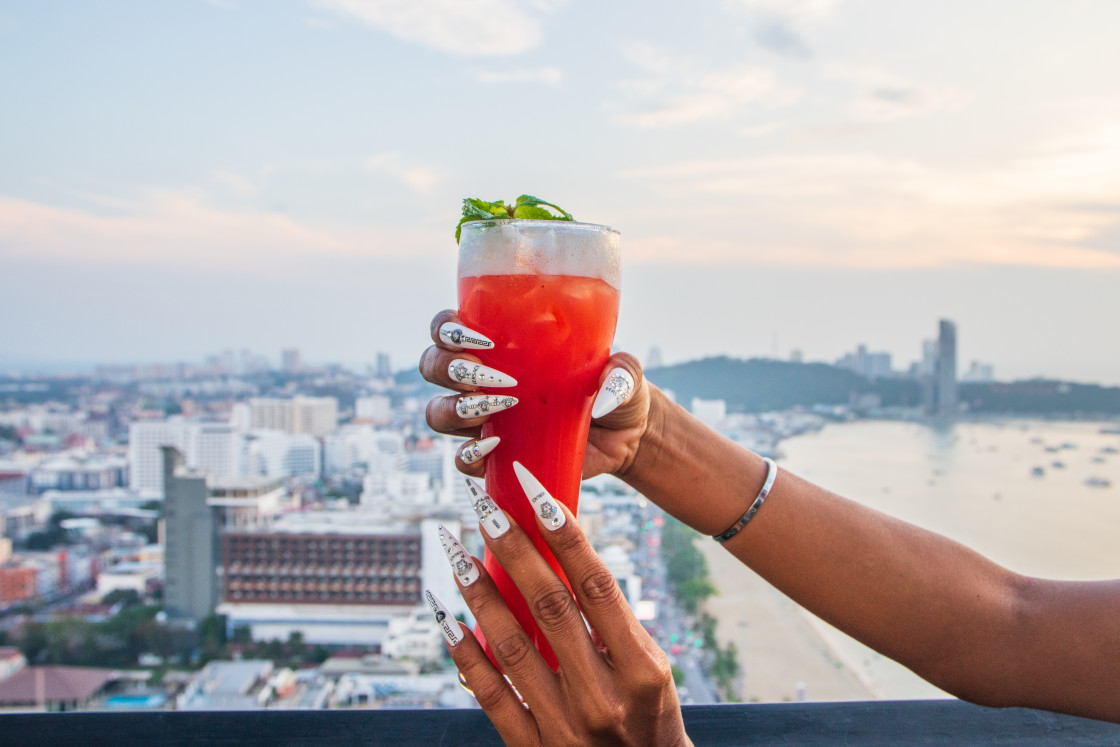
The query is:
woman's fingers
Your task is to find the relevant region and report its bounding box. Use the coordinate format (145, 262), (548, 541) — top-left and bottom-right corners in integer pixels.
(438, 525), (561, 716)
(457, 437), (500, 478)
(422, 311), (515, 475)
(590, 352), (645, 426)
(424, 395), (483, 440)
(425, 392), (518, 437)
(477, 478), (607, 688)
(514, 463), (663, 675)
(425, 591), (539, 745)
(419, 345), (518, 391)
(430, 309), (496, 351)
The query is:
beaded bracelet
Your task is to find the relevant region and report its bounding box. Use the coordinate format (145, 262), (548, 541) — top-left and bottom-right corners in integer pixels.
(712, 457), (778, 543)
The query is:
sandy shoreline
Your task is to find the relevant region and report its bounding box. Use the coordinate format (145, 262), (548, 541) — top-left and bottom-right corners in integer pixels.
(697, 539), (948, 703)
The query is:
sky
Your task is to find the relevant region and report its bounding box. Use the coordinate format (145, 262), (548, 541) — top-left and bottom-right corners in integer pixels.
(2, 0), (1119, 384)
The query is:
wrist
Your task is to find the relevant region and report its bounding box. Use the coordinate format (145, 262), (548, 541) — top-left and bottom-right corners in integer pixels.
(617, 386), (772, 537)
(616, 383), (669, 484)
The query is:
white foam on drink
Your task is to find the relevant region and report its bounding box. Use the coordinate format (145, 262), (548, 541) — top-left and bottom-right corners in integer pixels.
(458, 220), (621, 289)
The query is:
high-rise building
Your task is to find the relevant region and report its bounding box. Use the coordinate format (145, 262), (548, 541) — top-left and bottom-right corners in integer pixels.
(248, 397), (338, 437)
(936, 319), (958, 416)
(837, 344), (892, 379)
(162, 447), (220, 622)
(190, 424), (242, 480)
(281, 348), (302, 374)
(129, 419), (191, 495)
(962, 361), (994, 383)
(375, 352), (392, 380)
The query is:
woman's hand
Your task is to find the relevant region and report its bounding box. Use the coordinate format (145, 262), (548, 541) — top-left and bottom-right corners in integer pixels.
(430, 467), (690, 746)
(420, 310), (653, 479)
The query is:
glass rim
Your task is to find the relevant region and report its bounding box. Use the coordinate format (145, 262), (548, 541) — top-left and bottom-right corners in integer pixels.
(459, 218), (620, 236)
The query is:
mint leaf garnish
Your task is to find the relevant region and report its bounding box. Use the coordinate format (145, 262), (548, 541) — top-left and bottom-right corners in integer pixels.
(456, 195), (574, 242)
(514, 194), (573, 221)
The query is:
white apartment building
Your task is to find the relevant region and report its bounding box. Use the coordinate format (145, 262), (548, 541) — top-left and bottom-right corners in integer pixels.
(128, 419), (191, 494)
(130, 419), (246, 494)
(354, 395), (391, 423)
(30, 453), (128, 493)
(243, 431), (321, 479)
(248, 397), (338, 437)
(323, 425), (379, 474)
(191, 424), (243, 480)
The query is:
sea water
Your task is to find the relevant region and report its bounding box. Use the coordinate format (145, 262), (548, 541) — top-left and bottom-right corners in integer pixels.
(775, 417), (1120, 698)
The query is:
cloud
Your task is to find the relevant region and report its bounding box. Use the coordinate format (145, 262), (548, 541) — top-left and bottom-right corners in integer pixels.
(471, 67), (563, 85)
(0, 188), (435, 270)
(363, 151), (445, 193)
(828, 64), (964, 123)
(311, 0), (563, 56)
(724, 0), (842, 57)
(619, 129), (1120, 270)
(611, 43), (793, 128)
(752, 19), (811, 58)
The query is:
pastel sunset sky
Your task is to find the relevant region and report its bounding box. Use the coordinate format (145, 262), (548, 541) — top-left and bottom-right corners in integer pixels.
(3, 1), (1119, 383)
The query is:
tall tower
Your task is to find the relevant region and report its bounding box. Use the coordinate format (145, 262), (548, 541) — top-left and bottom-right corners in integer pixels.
(162, 447), (220, 623)
(936, 319), (958, 416)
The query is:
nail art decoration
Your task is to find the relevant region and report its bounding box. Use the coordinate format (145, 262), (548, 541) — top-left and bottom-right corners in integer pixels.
(591, 368), (635, 419)
(425, 590), (463, 647)
(439, 525), (480, 586)
(512, 461), (566, 531)
(439, 322), (494, 350)
(464, 477), (511, 538)
(456, 394), (518, 419)
(449, 359), (518, 388)
(460, 436), (500, 465)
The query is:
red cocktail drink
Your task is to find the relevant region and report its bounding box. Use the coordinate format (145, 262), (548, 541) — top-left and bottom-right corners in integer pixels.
(457, 220), (621, 669)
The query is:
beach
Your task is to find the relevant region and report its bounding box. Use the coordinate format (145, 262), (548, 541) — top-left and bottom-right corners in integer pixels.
(698, 418), (1120, 702)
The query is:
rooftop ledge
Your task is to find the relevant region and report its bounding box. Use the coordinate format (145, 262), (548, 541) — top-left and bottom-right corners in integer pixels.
(4, 700), (1119, 745)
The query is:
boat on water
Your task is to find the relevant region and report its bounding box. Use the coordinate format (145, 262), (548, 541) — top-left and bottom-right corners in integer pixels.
(1085, 477), (1112, 488)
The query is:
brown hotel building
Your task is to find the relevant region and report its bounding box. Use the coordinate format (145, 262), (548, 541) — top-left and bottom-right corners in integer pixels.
(222, 530), (423, 606)
(215, 514), (464, 646)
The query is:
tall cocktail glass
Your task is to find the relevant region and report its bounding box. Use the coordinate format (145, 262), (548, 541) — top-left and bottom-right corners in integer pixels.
(457, 219), (621, 669)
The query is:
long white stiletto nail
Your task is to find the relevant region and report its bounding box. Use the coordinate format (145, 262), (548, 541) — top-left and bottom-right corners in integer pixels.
(591, 368), (635, 419)
(425, 589), (464, 647)
(439, 525), (480, 586)
(456, 394), (518, 419)
(464, 477), (511, 538)
(448, 359), (517, 388)
(439, 322), (494, 350)
(460, 436), (500, 465)
(512, 461), (566, 531)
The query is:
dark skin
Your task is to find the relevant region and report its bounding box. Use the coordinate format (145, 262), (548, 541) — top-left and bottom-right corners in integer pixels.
(422, 310), (1120, 728)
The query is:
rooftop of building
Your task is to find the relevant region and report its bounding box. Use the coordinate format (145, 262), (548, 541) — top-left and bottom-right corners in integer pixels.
(0, 666), (116, 706)
(176, 660), (273, 711)
(224, 510), (421, 537)
(206, 476), (285, 497)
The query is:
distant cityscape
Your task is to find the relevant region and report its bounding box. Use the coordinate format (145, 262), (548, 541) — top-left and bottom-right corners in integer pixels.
(0, 317), (1112, 712)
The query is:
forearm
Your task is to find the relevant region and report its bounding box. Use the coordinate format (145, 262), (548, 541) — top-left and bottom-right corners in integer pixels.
(621, 388), (1015, 666)
(622, 387), (1120, 721)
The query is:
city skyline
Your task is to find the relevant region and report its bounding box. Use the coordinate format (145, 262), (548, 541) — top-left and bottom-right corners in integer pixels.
(2, 2), (1119, 384)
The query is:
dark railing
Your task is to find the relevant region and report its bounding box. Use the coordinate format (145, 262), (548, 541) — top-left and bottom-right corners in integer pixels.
(4, 700), (1118, 745)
